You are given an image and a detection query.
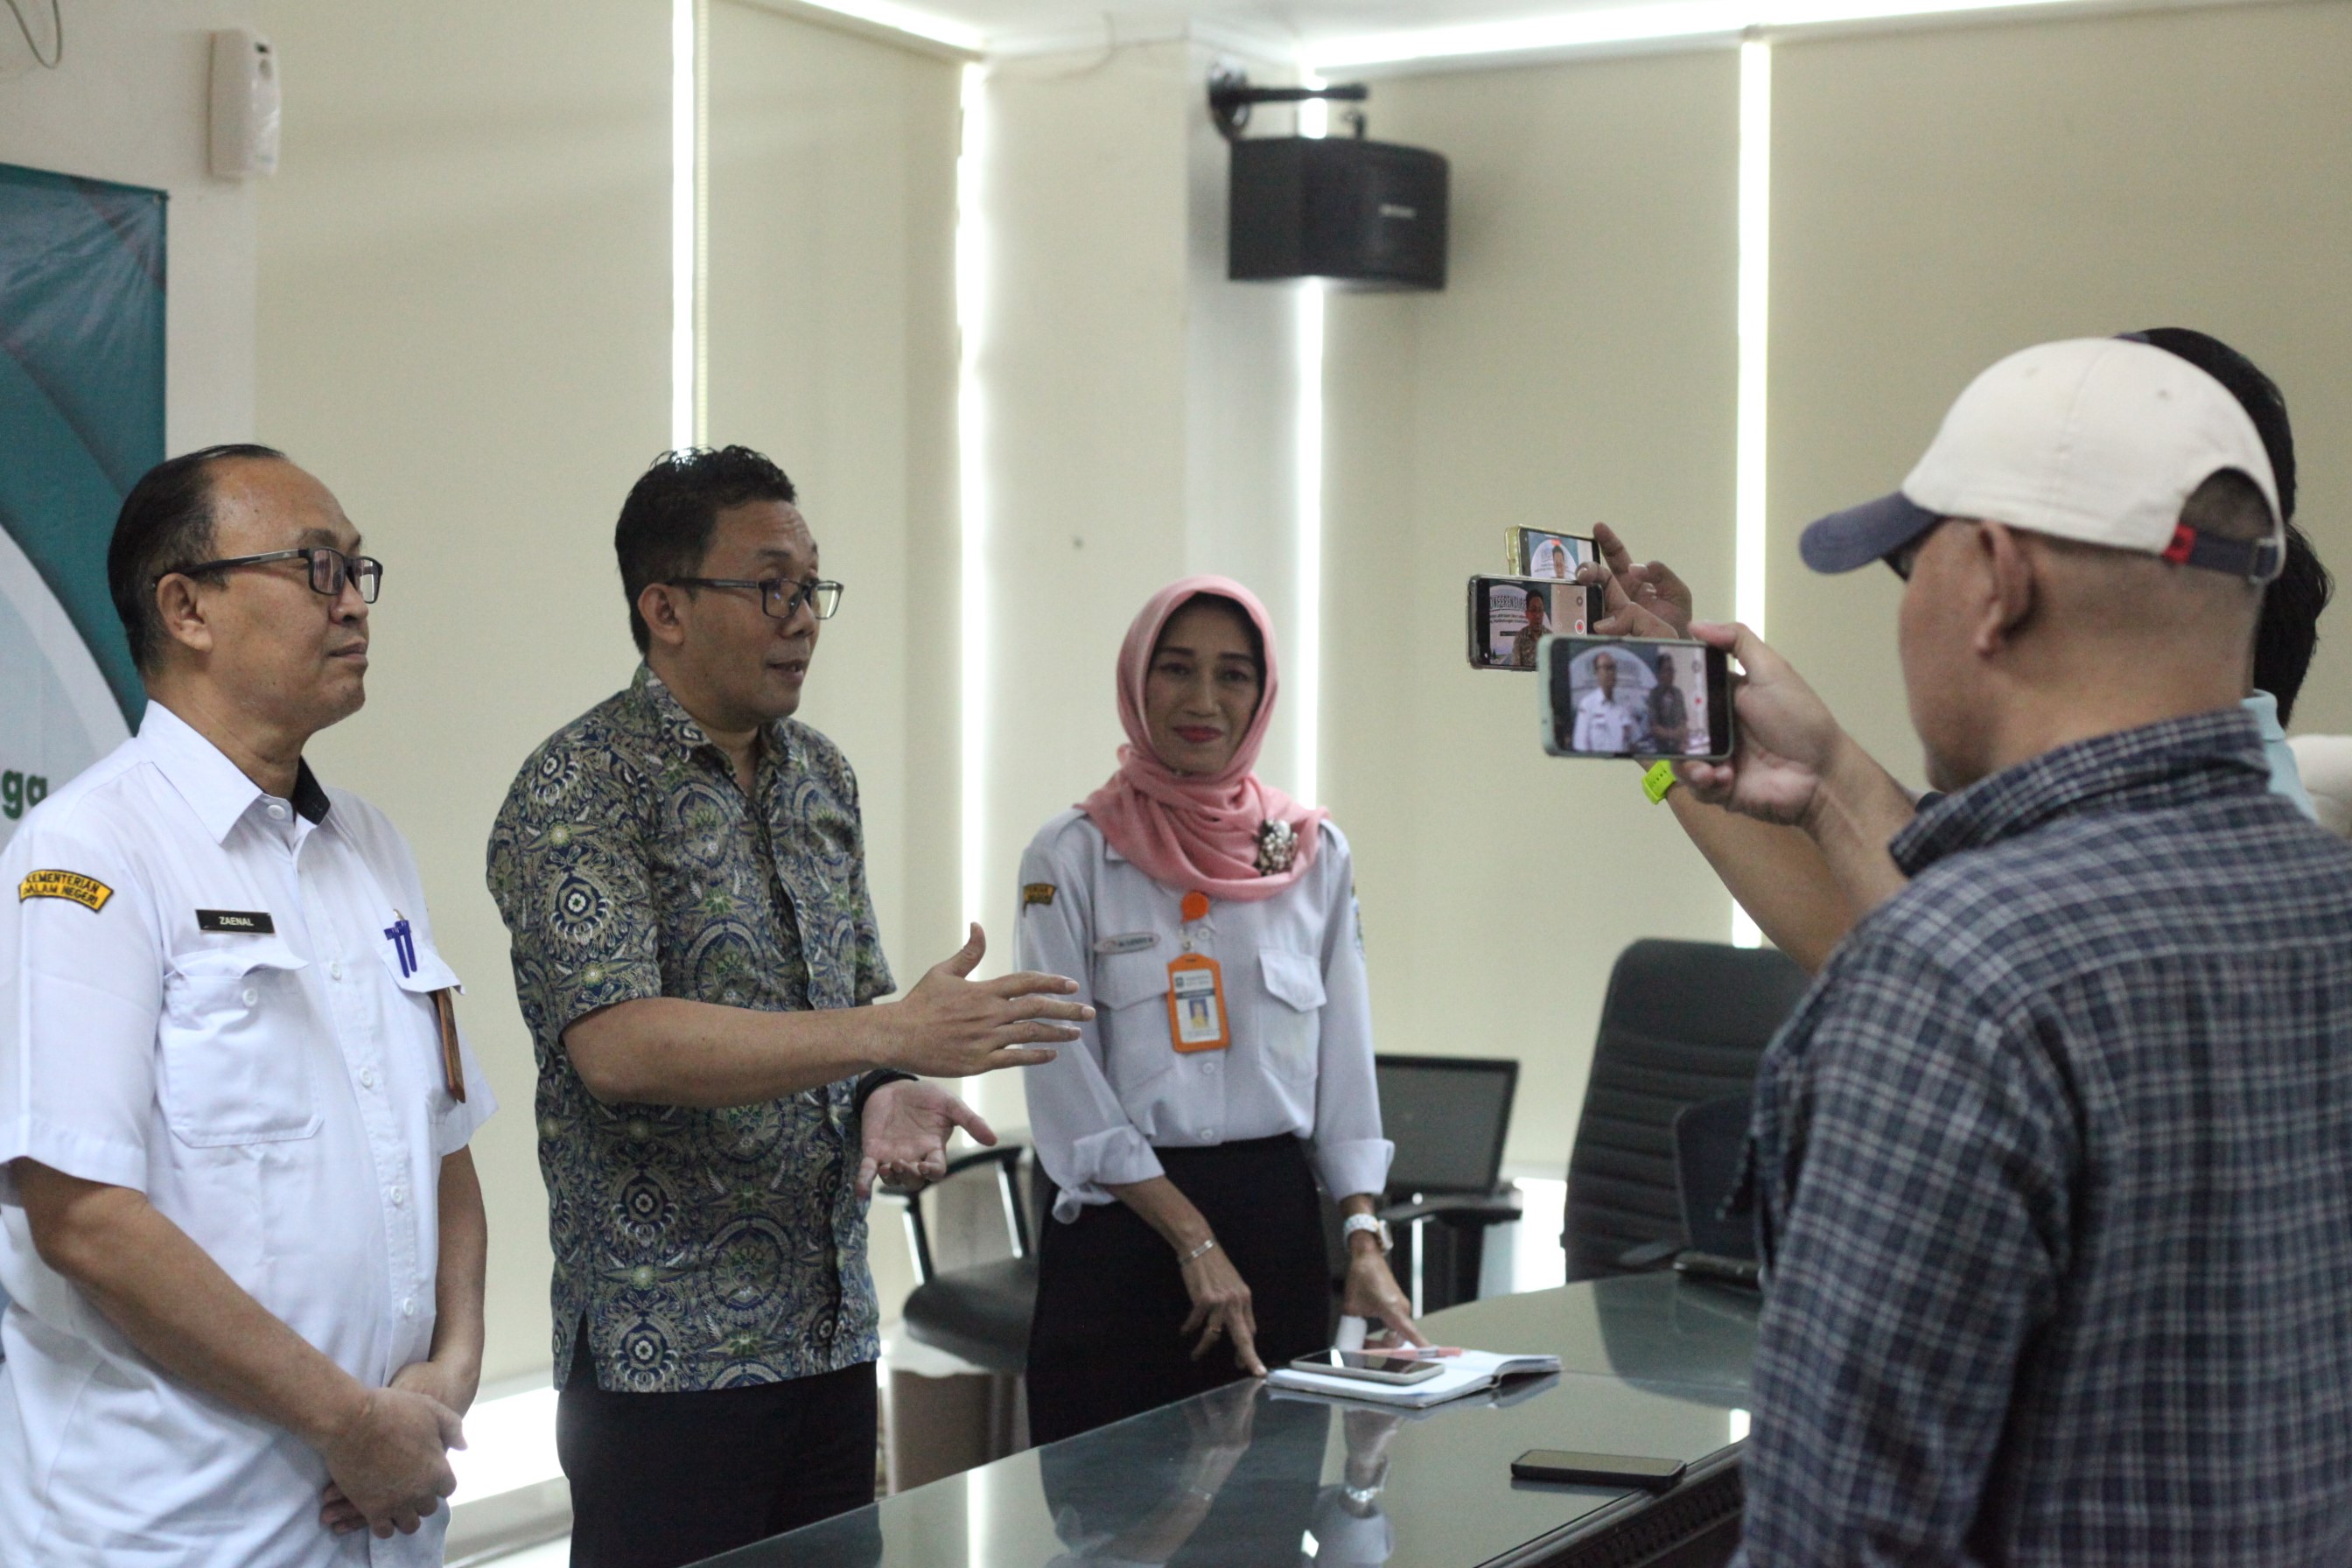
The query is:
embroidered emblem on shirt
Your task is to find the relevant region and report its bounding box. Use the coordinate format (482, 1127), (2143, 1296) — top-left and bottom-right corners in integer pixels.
(1254, 820), (1298, 877)
(18, 870), (111, 912)
(197, 908), (276, 934)
(1024, 882), (1058, 908)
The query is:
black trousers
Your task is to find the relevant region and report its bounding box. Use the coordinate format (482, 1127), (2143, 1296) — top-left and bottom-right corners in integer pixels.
(1026, 1134), (1333, 1446)
(556, 1334), (879, 1568)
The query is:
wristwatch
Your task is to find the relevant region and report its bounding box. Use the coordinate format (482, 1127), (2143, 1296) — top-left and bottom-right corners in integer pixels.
(1342, 1213), (1392, 1253)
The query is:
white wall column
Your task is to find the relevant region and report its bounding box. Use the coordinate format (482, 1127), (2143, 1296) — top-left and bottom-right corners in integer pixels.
(964, 36), (1309, 1127)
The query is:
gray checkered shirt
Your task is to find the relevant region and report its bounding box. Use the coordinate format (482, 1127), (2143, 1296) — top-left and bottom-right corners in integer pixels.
(1739, 709), (2352, 1565)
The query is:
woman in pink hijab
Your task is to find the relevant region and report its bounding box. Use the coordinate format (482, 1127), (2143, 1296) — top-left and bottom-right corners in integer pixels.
(1017, 577), (1422, 1445)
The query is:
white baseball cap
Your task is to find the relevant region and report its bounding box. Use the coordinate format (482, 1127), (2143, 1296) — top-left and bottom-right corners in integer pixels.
(1801, 337), (2285, 580)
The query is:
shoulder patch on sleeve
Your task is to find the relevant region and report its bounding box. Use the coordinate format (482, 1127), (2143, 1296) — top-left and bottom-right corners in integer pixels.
(19, 869), (113, 912)
(1023, 882), (1057, 909)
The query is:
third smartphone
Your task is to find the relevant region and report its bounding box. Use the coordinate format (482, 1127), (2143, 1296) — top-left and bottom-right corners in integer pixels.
(1537, 634), (1733, 761)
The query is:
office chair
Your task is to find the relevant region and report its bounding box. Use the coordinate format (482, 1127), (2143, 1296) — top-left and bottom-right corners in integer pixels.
(1561, 939), (1810, 1282)
(1374, 1054), (1522, 1313)
(893, 1145), (1037, 1375)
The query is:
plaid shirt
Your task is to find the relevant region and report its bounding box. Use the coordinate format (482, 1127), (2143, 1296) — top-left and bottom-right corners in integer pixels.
(1740, 710), (2352, 1566)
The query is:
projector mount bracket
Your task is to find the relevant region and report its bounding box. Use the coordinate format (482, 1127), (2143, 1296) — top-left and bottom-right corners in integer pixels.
(1208, 67), (1369, 143)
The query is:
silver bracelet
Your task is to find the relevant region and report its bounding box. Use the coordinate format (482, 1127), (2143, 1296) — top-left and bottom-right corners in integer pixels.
(1182, 1236), (1219, 1264)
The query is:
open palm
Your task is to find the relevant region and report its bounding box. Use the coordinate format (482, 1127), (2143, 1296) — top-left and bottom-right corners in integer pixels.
(858, 1081), (994, 1200)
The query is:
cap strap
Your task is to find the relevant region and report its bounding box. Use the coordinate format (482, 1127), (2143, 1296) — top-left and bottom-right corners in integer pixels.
(2162, 524), (2283, 583)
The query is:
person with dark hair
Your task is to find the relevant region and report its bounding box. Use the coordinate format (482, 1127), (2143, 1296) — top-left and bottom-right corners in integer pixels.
(0, 446), (495, 1562)
(1017, 577), (1423, 1446)
(487, 446), (1091, 1568)
(1510, 584), (1550, 668)
(1709, 339), (2352, 1562)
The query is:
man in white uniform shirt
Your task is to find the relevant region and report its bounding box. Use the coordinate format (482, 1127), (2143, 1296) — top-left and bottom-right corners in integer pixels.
(1572, 650), (1645, 753)
(0, 445), (494, 1564)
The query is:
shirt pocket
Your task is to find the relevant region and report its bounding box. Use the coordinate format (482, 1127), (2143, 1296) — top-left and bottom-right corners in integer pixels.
(1093, 950), (1176, 1104)
(376, 939), (464, 1111)
(158, 947), (321, 1147)
(1256, 948), (1326, 1082)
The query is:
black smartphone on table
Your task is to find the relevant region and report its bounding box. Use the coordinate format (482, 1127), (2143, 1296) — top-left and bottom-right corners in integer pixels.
(1510, 1450), (1687, 1491)
(1538, 634), (1734, 761)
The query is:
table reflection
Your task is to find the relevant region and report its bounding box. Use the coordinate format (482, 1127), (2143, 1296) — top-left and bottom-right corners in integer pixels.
(701, 1277), (1760, 1568)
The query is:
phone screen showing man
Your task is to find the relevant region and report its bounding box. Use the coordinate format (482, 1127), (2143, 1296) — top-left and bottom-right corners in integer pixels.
(1543, 637), (1729, 759)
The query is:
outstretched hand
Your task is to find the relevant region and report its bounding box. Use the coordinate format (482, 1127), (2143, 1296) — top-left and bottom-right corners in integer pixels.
(876, 925), (1092, 1079)
(857, 1081), (996, 1200)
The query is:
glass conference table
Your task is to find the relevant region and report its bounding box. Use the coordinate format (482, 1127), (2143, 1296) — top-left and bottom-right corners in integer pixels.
(696, 1273), (1761, 1568)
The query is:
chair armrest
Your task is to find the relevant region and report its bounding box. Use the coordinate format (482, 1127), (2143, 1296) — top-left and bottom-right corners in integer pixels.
(942, 1144), (1025, 1181)
(1614, 1238), (1681, 1271)
(1380, 1190), (1524, 1228)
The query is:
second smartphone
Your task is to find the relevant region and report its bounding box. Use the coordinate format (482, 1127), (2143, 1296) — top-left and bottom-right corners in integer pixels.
(1537, 634), (1734, 761)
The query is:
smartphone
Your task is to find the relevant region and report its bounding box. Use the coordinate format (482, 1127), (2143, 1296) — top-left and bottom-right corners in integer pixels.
(1510, 1450), (1687, 1491)
(1502, 528), (1597, 580)
(1538, 634), (1733, 761)
(1466, 576), (1594, 672)
(1289, 1348), (1446, 1385)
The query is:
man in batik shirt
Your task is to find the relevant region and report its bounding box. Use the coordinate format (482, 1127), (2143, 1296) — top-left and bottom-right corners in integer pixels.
(489, 447), (1089, 1568)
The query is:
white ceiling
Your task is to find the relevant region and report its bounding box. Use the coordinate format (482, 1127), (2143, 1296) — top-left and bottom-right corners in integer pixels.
(938, 0), (1638, 48)
(830, 0), (1722, 59)
(815, 0), (2216, 66)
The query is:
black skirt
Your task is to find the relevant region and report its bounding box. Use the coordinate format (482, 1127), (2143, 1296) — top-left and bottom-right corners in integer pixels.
(1026, 1135), (1333, 1446)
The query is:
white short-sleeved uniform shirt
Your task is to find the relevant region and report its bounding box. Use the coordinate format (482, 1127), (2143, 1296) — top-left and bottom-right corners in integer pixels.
(1017, 810), (1391, 1223)
(0, 704), (494, 1567)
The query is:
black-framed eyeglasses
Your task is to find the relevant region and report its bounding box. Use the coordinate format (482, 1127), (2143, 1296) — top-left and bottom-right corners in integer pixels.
(158, 547), (382, 604)
(1884, 539), (1924, 582)
(664, 576), (844, 622)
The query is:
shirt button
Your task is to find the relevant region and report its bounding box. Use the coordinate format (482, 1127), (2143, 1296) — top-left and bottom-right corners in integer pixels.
(390, 1186), (409, 1208)
(266, 802), (287, 821)
(1201, 1126), (1220, 1140)
(328, 960), (344, 981)
(360, 1068), (378, 1090)
(400, 1297), (417, 1319)
(240, 988), (258, 1006)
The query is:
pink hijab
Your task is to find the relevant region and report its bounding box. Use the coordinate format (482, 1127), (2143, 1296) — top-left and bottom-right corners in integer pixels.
(1079, 577), (1326, 902)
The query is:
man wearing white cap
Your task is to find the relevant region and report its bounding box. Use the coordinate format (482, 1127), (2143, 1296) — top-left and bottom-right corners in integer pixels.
(1704, 340), (2352, 1564)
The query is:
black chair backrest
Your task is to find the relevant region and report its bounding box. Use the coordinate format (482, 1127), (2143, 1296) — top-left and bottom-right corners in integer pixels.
(1376, 1054), (1519, 1196)
(1674, 1093), (1757, 1261)
(1563, 939), (1810, 1282)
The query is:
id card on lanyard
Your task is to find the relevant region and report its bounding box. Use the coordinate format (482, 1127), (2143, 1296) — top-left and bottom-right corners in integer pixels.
(1168, 890), (1231, 1054)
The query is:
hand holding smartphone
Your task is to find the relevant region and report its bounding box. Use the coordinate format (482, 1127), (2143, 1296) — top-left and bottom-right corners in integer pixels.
(1538, 634), (1734, 761)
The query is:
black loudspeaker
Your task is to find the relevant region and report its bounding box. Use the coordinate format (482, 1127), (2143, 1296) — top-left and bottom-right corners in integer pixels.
(1228, 136), (1448, 291)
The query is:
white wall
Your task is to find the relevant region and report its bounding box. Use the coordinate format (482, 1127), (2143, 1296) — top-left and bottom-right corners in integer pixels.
(0, 0), (256, 452)
(702, 0), (965, 1318)
(968, 36), (1307, 1127)
(1767, 0), (2352, 769)
(1321, 49), (1743, 1176)
(254, 0), (671, 1386)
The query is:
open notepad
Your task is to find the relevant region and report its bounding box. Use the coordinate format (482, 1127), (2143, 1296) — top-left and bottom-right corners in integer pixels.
(1265, 1349), (1564, 1410)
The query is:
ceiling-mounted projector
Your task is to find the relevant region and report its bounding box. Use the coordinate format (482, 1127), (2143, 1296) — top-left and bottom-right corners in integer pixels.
(1212, 71), (1448, 292)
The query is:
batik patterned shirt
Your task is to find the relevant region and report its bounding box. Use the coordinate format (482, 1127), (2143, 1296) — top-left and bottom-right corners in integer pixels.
(1738, 710), (2352, 1565)
(487, 665), (893, 1392)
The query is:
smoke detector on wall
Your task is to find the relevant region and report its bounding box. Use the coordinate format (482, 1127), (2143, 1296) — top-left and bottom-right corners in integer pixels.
(208, 30), (280, 179)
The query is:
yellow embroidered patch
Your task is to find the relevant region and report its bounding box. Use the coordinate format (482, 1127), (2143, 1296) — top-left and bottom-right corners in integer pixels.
(18, 870), (113, 912)
(1022, 882), (1057, 908)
